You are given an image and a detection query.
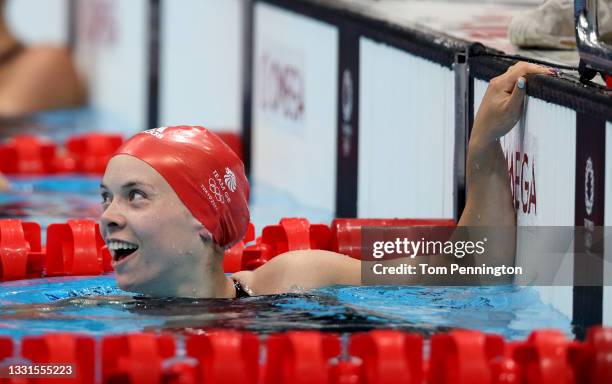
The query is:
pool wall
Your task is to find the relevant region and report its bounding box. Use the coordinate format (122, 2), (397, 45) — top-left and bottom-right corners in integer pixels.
(243, 0), (612, 339)
(252, 3), (339, 215)
(7, 0), (612, 338)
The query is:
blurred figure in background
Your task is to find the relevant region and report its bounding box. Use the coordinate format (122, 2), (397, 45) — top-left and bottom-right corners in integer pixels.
(509, 0), (612, 49)
(0, 0), (86, 191)
(0, 172), (8, 191)
(0, 0), (85, 118)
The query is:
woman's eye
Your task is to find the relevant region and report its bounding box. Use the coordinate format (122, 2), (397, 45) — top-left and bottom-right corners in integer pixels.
(100, 193), (111, 206)
(128, 190), (146, 201)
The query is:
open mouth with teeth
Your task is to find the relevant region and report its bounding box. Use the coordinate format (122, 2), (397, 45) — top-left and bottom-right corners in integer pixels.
(107, 240), (139, 263)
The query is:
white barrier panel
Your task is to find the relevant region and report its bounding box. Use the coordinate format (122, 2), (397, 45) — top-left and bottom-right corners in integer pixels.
(515, 98), (575, 320)
(7, 0), (68, 45)
(473, 79), (488, 114)
(476, 78), (576, 318)
(513, 98), (576, 227)
(74, 0), (149, 134)
(252, 3), (338, 213)
(477, 80), (576, 315)
(604, 121), (612, 325)
(160, 0), (243, 131)
(358, 38), (454, 218)
(476, 80), (576, 226)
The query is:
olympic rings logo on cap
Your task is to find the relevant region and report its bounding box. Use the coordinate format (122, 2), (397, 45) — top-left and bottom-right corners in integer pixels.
(208, 178), (225, 203)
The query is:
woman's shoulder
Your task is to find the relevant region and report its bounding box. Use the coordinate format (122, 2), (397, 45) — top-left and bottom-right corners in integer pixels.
(0, 44), (85, 116)
(236, 250), (361, 296)
(10, 45), (76, 78)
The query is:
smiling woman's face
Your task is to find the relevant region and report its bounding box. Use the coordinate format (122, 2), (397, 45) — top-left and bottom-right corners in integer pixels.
(100, 155), (207, 295)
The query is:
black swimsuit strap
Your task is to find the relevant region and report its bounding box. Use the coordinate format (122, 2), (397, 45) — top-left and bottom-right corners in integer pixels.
(233, 279), (250, 298)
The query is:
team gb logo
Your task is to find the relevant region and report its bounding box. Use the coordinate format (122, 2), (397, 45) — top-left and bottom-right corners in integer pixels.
(224, 167), (237, 192)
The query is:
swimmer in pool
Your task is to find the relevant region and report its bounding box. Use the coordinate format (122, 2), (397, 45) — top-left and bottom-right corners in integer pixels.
(0, 0), (85, 118)
(0, 0), (86, 192)
(99, 62), (553, 298)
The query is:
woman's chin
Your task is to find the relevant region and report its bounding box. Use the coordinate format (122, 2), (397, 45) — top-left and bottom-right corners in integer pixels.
(115, 276), (171, 297)
(114, 275), (144, 294)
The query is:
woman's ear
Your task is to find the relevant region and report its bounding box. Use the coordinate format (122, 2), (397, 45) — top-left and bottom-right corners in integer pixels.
(198, 227), (225, 255)
(190, 217), (213, 242)
(192, 219), (224, 253)
(198, 228), (213, 243)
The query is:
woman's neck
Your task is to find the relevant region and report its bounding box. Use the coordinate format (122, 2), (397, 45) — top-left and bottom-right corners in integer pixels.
(173, 249), (236, 298)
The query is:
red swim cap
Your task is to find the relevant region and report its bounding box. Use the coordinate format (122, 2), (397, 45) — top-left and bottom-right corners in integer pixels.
(114, 126), (250, 249)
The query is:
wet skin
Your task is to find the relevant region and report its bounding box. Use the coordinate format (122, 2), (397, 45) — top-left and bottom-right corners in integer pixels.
(1, 62), (554, 302)
(98, 63), (553, 298)
(100, 155), (233, 298)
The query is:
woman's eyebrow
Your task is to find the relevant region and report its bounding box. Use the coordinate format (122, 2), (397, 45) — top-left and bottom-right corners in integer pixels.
(120, 181), (154, 190)
(99, 182), (154, 190)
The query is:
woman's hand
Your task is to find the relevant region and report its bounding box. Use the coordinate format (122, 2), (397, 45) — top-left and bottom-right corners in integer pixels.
(471, 62), (553, 145)
(0, 172), (10, 192)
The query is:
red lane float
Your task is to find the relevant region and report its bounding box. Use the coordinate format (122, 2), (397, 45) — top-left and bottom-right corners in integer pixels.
(429, 330), (508, 384)
(45, 220), (111, 276)
(330, 360), (363, 384)
(0, 216), (459, 279)
(569, 326), (612, 383)
(223, 223), (255, 273)
(350, 330), (423, 384)
(0, 133), (123, 175)
(64, 133), (123, 174)
(163, 361), (199, 384)
(489, 354), (520, 384)
(0, 132), (242, 176)
(263, 217), (332, 253)
(585, 326), (612, 381)
(21, 333), (95, 384)
(0, 219), (42, 280)
(513, 330), (573, 384)
(0, 337), (12, 361)
(241, 240), (274, 271)
(242, 218), (331, 270)
(264, 331), (341, 384)
(0, 328), (608, 383)
(330, 218), (456, 259)
(102, 333), (176, 384)
(0, 135), (56, 175)
(185, 330), (259, 384)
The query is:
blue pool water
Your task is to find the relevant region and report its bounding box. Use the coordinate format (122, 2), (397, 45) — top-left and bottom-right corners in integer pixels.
(0, 113), (572, 340)
(0, 273), (571, 340)
(0, 175), (572, 341)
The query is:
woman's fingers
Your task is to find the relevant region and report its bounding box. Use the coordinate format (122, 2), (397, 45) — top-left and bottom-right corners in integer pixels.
(510, 61), (552, 76)
(472, 61), (554, 143)
(502, 63), (554, 125)
(500, 62), (552, 92)
(505, 76), (527, 120)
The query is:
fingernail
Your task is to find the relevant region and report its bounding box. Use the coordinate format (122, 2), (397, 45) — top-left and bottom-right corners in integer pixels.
(548, 68), (559, 76)
(517, 78), (526, 89)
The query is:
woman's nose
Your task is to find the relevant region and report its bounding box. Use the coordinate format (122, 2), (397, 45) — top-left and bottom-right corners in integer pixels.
(100, 199), (126, 232)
